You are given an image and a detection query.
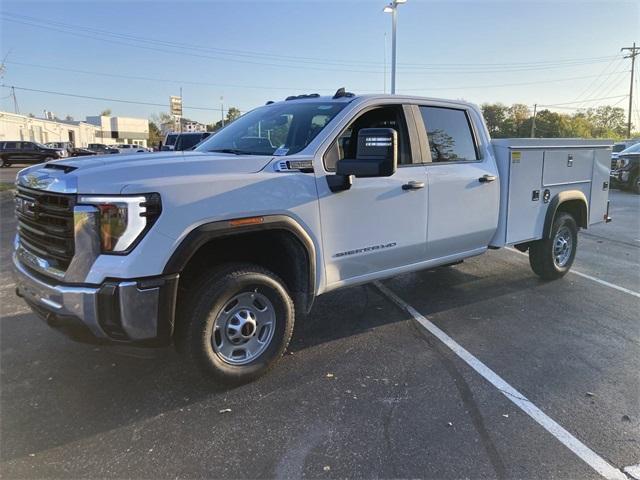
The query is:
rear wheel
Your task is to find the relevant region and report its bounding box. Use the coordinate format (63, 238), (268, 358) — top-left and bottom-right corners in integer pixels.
(175, 263), (295, 384)
(632, 174), (640, 195)
(529, 212), (578, 280)
(0, 157), (10, 167)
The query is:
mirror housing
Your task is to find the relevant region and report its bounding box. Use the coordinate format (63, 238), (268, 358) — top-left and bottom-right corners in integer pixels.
(336, 128), (398, 178)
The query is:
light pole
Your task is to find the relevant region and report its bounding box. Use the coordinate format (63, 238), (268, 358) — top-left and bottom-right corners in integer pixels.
(383, 0), (406, 95)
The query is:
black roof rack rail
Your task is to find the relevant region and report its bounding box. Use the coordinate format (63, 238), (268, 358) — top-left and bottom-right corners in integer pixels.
(285, 93), (320, 101)
(265, 100), (274, 105)
(333, 87), (355, 99)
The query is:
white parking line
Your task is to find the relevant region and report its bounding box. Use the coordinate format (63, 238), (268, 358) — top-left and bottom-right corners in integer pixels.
(374, 281), (628, 480)
(507, 248), (640, 299)
(624, 464), (640, 480)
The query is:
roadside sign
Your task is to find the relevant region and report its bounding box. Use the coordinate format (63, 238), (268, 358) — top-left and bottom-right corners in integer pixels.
(170, 96), (183, 116)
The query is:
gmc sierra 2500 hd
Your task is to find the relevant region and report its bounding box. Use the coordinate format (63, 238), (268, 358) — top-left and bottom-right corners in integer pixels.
(13, 89), (612, 383)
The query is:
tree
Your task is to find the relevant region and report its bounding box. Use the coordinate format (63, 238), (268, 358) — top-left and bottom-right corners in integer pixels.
(208, 107), (242, 132)
(532, 110), (568, 138)
(481, 103), (508, 137)
(480, 102), (628, 140)
(101, 108), (112, 116)
(64, 114), (74, 121)
(148, 121), (162, 148)
(585, 106), (626, 138)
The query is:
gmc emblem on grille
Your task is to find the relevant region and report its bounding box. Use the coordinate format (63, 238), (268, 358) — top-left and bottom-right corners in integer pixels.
(16, 198), (38, 218)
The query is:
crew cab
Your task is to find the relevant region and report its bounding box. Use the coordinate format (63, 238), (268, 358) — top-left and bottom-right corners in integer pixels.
(1, 141), (66, 167)
(12, 90), (612, 384)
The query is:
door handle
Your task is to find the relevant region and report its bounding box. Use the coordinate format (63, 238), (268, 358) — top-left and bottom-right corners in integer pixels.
(402, 180), (425, 191)
(478, 174), (497, 183)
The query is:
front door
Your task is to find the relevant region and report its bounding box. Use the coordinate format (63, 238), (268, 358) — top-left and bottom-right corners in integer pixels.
(415, 105), (500, 259)
(316, 105), (428, 287)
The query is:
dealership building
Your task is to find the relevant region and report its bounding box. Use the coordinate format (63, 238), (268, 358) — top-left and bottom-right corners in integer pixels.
(0, 111), (149, 147)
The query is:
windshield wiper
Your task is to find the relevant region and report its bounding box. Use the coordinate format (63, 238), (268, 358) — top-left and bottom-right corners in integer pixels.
(208, 148), (255, 155)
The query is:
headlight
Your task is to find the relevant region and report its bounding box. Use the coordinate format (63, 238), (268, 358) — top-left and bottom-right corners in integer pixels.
(77, 193), (161, 253)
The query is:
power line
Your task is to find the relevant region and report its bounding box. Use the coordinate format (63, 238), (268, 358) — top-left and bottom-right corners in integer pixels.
(401, 71), (628, 91)
(571, 56), (623, 107)
(4, 61), (337, 92)
(575, 58), (628, 108)
(0, 12), (620, 71)
(7, 60), (627, 94)
(539, 94), (628, 107)
(0, 13), (622, 75)
(0, 84), (248, 113)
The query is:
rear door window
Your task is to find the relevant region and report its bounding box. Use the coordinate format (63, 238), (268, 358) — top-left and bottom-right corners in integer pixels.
(418, 106), (478, 162)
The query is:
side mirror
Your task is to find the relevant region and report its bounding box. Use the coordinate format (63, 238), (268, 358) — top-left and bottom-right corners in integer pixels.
(336, 128), (397, 178)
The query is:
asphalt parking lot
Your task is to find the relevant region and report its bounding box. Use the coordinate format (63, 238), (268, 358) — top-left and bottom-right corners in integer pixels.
(0, 166), (638, 479)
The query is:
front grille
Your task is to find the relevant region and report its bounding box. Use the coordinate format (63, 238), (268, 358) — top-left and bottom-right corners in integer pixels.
(15, 186), (76, 271)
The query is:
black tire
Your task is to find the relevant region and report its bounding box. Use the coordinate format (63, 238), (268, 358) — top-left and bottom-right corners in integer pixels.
(529, 212), (578, 280)
(175, 263), (294, 384)
(631, 175), (640, 195)
(0, 157), (10, 168)
(43, 156), (55, 162)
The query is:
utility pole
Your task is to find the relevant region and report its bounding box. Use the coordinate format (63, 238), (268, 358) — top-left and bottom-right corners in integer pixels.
(383, 0), (406, 95)
(179, 87), (183, 133)
(621, 42), (639, 138)
(530, 104), (537, 138)
(383, 32), (387, 94)
(220, 96), (225, 127)
(11, 86), (19, 114)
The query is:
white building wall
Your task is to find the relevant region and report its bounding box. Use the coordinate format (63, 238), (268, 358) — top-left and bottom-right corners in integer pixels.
(0, 112), (98, 146)
(1, 112), (149, 147)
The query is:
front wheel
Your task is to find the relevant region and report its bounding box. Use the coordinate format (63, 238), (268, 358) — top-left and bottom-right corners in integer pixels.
(43, 156), (55, 162)
(631, 175), (640, 195)
(175, 263), (295, 384)
(529, 212), (578, 280)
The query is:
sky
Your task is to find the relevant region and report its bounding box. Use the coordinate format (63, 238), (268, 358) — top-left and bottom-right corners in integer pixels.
(0, 0), (638, 126)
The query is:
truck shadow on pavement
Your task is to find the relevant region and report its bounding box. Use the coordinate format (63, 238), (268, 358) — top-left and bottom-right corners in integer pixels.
(0, 261), (541, 463)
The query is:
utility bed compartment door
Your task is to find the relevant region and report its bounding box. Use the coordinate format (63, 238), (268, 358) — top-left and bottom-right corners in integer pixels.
(589, 148), (611, 224)
(505, 150), (545, 244)
(542, 150), (593, 186)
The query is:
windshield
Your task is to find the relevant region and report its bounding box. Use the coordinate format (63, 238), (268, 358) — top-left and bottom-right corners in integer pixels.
(620, 142), (640, 154)
(34, 142), (49, 149)
(196, 101), (347, 156)
(165, 134), (178, 146)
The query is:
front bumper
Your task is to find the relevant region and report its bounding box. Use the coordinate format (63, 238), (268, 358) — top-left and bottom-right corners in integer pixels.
(13, 254), (178, 346)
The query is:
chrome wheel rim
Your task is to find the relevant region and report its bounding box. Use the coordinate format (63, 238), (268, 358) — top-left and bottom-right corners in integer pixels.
(212, 291), (276, 365)
(553, 226), (573, 267)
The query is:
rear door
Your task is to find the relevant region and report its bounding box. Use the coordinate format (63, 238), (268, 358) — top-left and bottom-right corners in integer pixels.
(415, 105), (500, 260)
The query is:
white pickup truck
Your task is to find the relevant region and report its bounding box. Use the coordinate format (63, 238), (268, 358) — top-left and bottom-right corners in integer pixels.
(13, 90), (612, 383)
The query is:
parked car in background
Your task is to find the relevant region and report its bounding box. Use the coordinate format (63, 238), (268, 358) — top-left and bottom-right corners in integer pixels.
(611, 139), (639, 169)
(161, 132), (179, 151)
(611, 142), (640, 193)
(112, 144), (150, 153)
(87, 143), (119, 154)
(70, 147), (98, 157)
(173, 132), (211, 151)
(0, 141), (65, 167)
(45, 142), (74, 157)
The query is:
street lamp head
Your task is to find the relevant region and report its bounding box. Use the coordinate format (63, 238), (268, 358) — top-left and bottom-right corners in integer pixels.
(383, 4), (393, 13)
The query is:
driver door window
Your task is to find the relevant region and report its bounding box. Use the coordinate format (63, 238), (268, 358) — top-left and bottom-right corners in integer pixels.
(324, 105), (412, 171)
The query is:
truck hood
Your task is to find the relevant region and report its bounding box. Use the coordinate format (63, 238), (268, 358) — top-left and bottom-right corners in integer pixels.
(16, 151), (274, 194)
